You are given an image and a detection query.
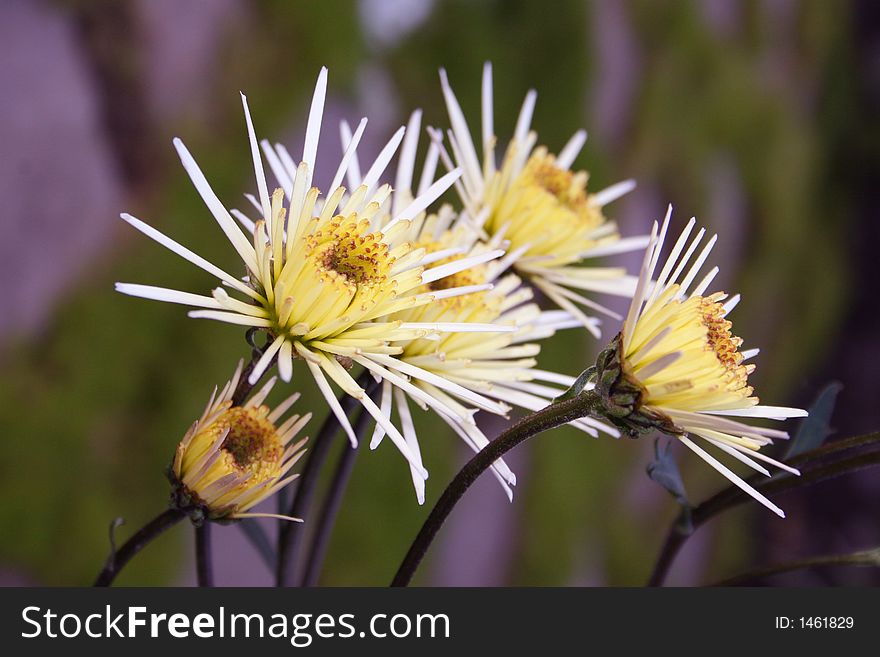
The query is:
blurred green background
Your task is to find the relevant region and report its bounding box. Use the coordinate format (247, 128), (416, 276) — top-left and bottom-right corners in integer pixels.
(1, 0), (877, 586)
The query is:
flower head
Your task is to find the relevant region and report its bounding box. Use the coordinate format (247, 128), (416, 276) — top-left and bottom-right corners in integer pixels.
(432, 63), (650, 335)
(288, 110), (615, 502)
(599, 207), (807, 517)
(170, 361), (309, 522)
(117, 68), (515, 492)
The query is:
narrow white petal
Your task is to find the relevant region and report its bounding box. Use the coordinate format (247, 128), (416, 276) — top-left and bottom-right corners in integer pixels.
(361, 126), (406, 194)
(648, 217), (696, 305)
(387, 167), (463, 227)
(394, 388), (427, 504)
(439, 68), (483, 190)
(579, 235), (651, 260)
(278, 339), (293, 382)
(481, 61), (495, 174)
(679, 435), (785, 518)
(421, 248), (504, 285)
(248, 335), (285, 385)
(417, 141), (440, 197)
(173, 138), (259, 273)
(429, 283), (494, 300)
(394, 109), (422, 214)
(302, 66), (328, 190)
(556, 129), (587, 170)
(188, 310), (272, 327)
(240, 93), (271, 223)
(514, 89), (537, 146)
(370, 380), (393, 448)
(703, 406), (808, 420)
(119, 213), (261, 301)
(722, 293), (741, 315)
(398, 322), (516, 333)
(678, 234), (718, 298)
(330, 117), (368, 193)
(691, 265), (719, 298)
(623, 220), (660, 348)
(303, 357), (358, 446)
(339, 120), (362, 188)
(741, 347), (760, 361)
(115, 283), (222, 309)
(260, 139), (293, 197)
(590, 179), (636, 207)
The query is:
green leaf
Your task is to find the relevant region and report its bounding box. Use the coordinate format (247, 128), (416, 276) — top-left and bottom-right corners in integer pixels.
(785, 382), (842, 459)
(646, 439), (693, 532)
(552, 366), (596, 403)
(238, 519), (276, 573)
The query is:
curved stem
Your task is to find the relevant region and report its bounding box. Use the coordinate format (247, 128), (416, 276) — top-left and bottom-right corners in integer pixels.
(711, 548), (880, 586)
(391, 391), (604, 587)
(648, 432), (880, 586)
(275, 372), (375, 586)
(94, 508), (186, 586)
(301, 407), (370, 587)
(195, 523), (213, 587)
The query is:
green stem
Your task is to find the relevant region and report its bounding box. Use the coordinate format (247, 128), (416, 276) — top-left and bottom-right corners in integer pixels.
(195, 522), (213, 587)
(301, 406), (371, 587)
(712, 548), (880, 586)
(275, 372), (375, 586)
(94, 509), (186, 586)
(390, 390), (605, 587)
(648, 431), (880, 586)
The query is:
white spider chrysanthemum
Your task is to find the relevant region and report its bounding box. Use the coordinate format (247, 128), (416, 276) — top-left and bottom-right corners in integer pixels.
(614, 207), (807, 517)
(294, 110), (617, 501)
(116, 69), (516, 489)
(171, 360), (309, 522)
(432, 63), (650, 335)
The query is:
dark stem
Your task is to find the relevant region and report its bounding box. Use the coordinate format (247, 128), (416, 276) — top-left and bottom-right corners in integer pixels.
(195, 523), (213, 587)
(231, 331), (270, 407)
(647, 431), (880, 586)
(301, 407), (371, 587)
(275, 371), (375, 586)
(94, 508), (186, 586)
(391, 390), (604, 587)
(711, 548), (880, 586)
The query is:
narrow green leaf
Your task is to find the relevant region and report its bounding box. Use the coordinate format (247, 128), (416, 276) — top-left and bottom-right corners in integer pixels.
(552, 366), (595, 403)
(785, 381), (842, 459)
(646, 439), (692, 532)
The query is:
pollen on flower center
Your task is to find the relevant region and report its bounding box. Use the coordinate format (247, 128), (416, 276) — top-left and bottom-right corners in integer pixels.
(527, 156), (588, 213)
(217, 406), (283, 472)
(488, 147), (610, 268)
(309, 218), (391, 288)
(700, 293), (746, 373)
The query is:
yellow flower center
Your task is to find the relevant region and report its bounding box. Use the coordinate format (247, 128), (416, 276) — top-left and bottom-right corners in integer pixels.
(486, 148), (612, 268)
(219, 406), (283, 472)
(625, 287), (755, 412)
(177, 403), (285, 513)
(259, 212), (411, 342)
(528, 156), (589, 213)
(308, 218), (391, 288)
(700, 296), (745, 375)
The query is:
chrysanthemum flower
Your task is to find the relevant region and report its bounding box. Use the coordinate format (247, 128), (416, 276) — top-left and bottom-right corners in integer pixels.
(597, 207), (807, 517)
(431, 63), (650, 335)
(117, 68), (514, 487)
(170, 361), (309, 522)
(267, 109), (616, 501)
